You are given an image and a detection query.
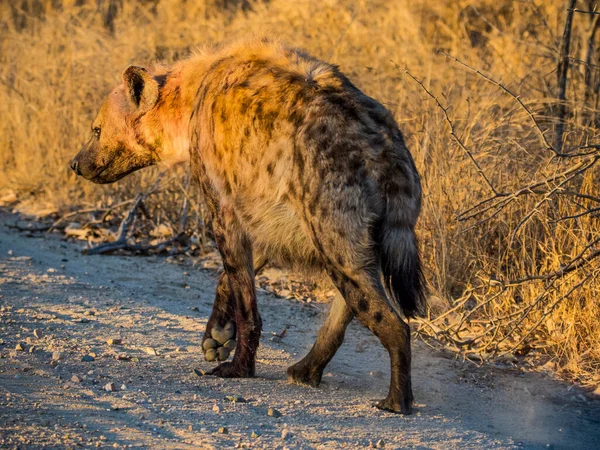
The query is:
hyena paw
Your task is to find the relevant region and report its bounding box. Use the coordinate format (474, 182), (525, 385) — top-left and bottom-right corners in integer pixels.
(204, 361), (254, 378)
(287, 361), (323, 387)
(202, 321), (236, 362)
(374, 395), (413, 415)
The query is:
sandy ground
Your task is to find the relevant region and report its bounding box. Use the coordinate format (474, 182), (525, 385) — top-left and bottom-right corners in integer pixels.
(1, 214), (599, 449)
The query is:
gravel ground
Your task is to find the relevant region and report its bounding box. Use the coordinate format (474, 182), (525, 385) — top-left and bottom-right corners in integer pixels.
(1, 213), (599, 449)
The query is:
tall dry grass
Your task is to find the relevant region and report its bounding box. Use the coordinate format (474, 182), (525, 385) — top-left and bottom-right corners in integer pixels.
(1, 0), (599, 387)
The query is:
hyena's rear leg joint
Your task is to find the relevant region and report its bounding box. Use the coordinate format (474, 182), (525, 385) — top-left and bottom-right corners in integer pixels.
(287, 295), (353, 387)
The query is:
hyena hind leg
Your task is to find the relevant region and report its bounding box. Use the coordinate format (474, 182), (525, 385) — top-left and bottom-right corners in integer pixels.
(287, 295), (353, 387)
(329, 267), (414, 415)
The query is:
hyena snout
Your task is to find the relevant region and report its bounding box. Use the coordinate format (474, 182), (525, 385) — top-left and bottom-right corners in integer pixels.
(69, 157), (81, 176)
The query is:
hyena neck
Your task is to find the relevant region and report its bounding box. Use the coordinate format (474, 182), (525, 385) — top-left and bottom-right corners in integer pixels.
(143, 67), (194, 168)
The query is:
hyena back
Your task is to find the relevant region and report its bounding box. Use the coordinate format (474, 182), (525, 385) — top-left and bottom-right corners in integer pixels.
(71, 37), (425, 414)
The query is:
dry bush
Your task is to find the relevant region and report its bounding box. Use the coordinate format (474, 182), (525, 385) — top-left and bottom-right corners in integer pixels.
(1, 0), (599, 387)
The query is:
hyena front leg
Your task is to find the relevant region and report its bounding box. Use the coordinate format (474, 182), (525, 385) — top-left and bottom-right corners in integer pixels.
(203, 209), (261, 378)
(287, 295), (353, 386)
(202, 272), (236, 362)
(202, 259), (267, 362)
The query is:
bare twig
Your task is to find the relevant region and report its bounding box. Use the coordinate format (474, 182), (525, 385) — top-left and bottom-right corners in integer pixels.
(400, 65), (498, 194)
(84, 174), (165, 255)
(438, 51), (557, 156)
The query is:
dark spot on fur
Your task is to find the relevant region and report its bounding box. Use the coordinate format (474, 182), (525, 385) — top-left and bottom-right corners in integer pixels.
(374, 311), (383, 323)
(358, 298), (369, 312)
(266, 163), (274, 176)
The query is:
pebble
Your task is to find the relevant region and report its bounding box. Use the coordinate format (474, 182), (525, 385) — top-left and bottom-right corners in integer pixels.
(115, 353), (130, 361)
(175, 347), (187, 353)
(376, 439), (385, 448)
(120, 384), (127, 391)
(144, 347), (158, 356)
(29, 346), (36, 353)
(217, 347), (230, 361)
(33, 329), (43, 339)
(270, 336), (283, 343)
(226, 395), (246, 403)
(52, 351), (62, 361)
(84, 310), (95, 316)
(267, 407), (282, 418)
(202, 339), (218, 351)
(106, 338), (122, 346)
(104, 382), (117, 392)
(251, 431), (261, 438)
(193, 368), (207, 377)
(218, 427), (228, 434)
(281, 429), (292, 440)
(205, 349), (217, 362)
(81, 355), (95, 362)
(212, 404), (221, 414)
(71, 375), (82, 383)
(15, 342), (26, 351)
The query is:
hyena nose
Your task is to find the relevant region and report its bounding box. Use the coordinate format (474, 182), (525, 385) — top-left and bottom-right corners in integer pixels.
(70, 159), (81, 176)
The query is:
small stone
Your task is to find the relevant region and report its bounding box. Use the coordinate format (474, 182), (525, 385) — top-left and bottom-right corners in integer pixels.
(81, 354), (95, 362)
(77, 318), (90, 323)
(212, 404), (221, 413)
(376, 439), (385, 448)
(190, 306), (200, 312)
(217, 347), (230, 361)
(267, 407), (282, 418)
(52, 351), (62, 361)
(120, 384), (127, 391)
(115, 353), (130, 361)
(104, 382), (117, 392)
(106, 338), (122, 346)
(28, 346), (36, 353)
(226, 395), (246, 403)
(175, 347), (187, 353)
(270, 336), (282, 343)
(71, 375), (82, 383)
(144, 347), (158, 356)
(84, 310), (95, 316)
(15, 342), (26, 351)
(281, 429), (292, 440)
(33, 329), (43, 339)
(193, 368), (207, 377)
(205, 349), (217, 362)
(202, 339), (218, 351)
(218, 427), (228, 434)
(251, 431), (261, 438)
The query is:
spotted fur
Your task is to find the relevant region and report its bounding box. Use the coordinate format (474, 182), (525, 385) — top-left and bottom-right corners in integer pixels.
(71, 36), (426, 414)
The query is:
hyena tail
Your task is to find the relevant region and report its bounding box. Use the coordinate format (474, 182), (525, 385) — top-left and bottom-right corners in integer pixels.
(379, 222), (426, 319)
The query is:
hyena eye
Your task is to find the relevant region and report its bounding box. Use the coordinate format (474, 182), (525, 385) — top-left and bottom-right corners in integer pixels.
(92, 127), (101, 139)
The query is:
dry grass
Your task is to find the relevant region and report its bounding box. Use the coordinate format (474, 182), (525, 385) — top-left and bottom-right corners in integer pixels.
(1, 0), (599, 387)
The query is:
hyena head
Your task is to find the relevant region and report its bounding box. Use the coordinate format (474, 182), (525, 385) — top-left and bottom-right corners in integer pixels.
(70, 65), (185, 184)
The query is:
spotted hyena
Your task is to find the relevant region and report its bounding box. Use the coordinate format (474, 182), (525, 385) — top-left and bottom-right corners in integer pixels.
(70, 37), (425, 414)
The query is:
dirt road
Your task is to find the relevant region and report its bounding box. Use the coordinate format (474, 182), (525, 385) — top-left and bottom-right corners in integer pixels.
(1, 215), (599, 449)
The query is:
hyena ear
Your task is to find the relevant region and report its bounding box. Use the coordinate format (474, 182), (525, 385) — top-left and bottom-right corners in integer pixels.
(122, 66), (159, 116)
